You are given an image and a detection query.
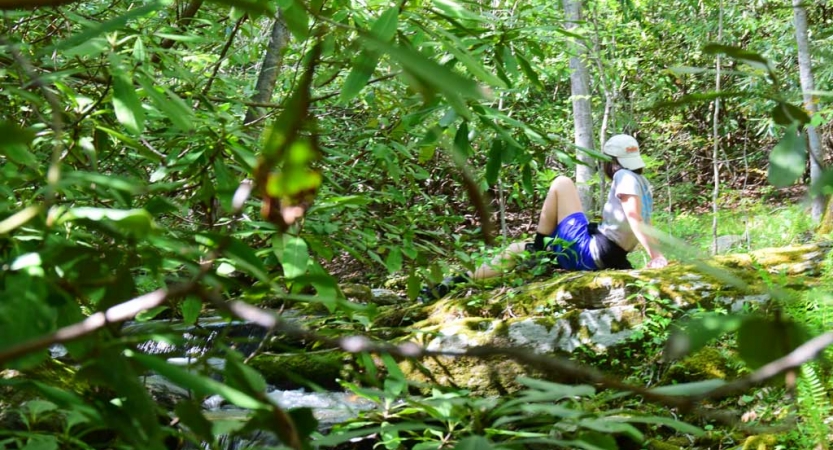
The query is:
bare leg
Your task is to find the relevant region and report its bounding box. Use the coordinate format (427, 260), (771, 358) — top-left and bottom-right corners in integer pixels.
(470, 176), (585, 281)
(536, 175), (585, 234)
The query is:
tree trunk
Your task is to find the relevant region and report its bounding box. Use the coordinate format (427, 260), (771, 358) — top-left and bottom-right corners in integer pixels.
(244, 15), (290, 127)
(711, 0), (723, 256)
(792, 0), (825, 221)
(562, 0), (595, 213)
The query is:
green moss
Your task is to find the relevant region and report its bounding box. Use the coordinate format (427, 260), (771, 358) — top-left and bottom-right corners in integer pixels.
(663, 347), (737, 383)
(249, 351), (345, 389)
(741, 434), (778, 450)
(646, 439), (684, 450)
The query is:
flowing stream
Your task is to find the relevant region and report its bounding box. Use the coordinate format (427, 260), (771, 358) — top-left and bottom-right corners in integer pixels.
(55, 316), (378, 449)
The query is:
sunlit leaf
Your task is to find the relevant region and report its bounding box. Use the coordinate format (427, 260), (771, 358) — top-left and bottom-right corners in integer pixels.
(280, 236), (309, 279)
(768, 125), (806, 188)
(58, 207), (153, 238)
(111, 71), (145, 135)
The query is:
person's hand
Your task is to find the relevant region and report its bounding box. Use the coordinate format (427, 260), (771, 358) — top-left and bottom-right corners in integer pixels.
(646, 255), (668, 269)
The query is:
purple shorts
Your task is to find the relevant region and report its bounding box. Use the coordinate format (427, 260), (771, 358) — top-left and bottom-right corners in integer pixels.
(548, 212), (598, 271)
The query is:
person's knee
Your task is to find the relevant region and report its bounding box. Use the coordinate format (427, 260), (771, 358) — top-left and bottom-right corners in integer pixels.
(550, 175), (574, 190)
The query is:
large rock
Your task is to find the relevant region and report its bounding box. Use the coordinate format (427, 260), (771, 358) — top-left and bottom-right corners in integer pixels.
(397, 242), (830, 394)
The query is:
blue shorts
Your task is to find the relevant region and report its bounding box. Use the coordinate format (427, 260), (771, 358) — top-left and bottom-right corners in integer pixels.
(548, 212), (597, 271)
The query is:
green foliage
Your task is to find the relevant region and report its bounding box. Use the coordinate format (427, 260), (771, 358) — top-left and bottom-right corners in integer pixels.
(323, 377), (703, 449)
(2, 0), (833, 449)
(795, 364), (831, 450)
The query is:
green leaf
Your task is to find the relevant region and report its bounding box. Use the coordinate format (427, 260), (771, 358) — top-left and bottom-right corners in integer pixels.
(280, 236), (309, 279)
(737, 316), (811, 370)
(225, 353), (267, 393)
(430, 0), (487, 21)
(0, 121), (38, 168)
(385, 247), (403, 274)
(522, 164), (533, 194)
(771, 101), (811, 126)
(341, 53), (379, 103)
(768, 125), (806, 188)
(20, 435), (59, 450)
(486, 138), (503, 185)
(361, 34), (483, 101)
(181, 296), (202, 326)
(453, 121), (471, 159)
(136, 75), (194, 131)
(370, 6), (399, 40)
(212, 0), (275, 17)
(112, 71), (145, 135)
(133, 37), (146, 62)
(44, 1), (163, 55)
(664, 313), (745, 359)
(128, 351), (266, 410)
(578, 417), (643, 442)
(433, 28), (506, 88)
(175, 400), (214, 443)
(702, 44), (775, 79)
(62, 171), (147, 195)
(278, 0), (309, 40)
(515, 51), (543, 90)
(340, 7), (398, 102)
(453, 436), (494, 450)
(574, 431), (617, 450)
(58, 207), (153, 238)
(615, 415), (704, 436)
(221, 236), (272, 283)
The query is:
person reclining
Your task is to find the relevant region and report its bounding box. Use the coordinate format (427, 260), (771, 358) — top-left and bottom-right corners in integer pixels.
(420, 134), (668, 302)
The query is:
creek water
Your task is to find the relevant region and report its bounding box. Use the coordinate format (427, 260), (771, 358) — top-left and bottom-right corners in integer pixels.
(55, 316), (378, 449)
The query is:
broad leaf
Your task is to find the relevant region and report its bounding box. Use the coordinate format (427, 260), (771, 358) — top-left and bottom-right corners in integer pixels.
(0, 121), (37, 168)
(768, 125), (806, 188)
(57, 207), (154, 238)
(111, 71), (145, 135)
(737, 316), (811, 370)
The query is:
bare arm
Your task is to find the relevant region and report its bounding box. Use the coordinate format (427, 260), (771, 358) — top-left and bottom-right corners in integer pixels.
(619, 194), (667, 268)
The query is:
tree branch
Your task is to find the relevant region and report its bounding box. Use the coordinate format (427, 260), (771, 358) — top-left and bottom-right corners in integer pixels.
(0, 0), (83, 10)
(0, 283), (196, 366)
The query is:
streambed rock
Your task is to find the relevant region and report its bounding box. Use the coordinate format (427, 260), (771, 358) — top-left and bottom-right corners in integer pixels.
(397, 242), (831, 394)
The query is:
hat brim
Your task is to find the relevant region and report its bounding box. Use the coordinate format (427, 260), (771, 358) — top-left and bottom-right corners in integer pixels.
(618, 155), (645, 170)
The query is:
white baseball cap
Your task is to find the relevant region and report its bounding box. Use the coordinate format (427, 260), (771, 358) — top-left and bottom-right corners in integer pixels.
(603, 134), (645, 171)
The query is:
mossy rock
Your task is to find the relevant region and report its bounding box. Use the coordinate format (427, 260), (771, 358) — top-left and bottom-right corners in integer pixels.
(248, 350), (346, 389)
(396, 243), (830, 394)
(662, 347), (739, 384)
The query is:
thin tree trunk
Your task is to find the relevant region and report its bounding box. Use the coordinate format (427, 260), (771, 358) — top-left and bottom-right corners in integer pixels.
(562, 0), (595, 213)
(792, 0), (825, 221)
(244, 15), (289, 127)
(711, 0), (723, 255)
